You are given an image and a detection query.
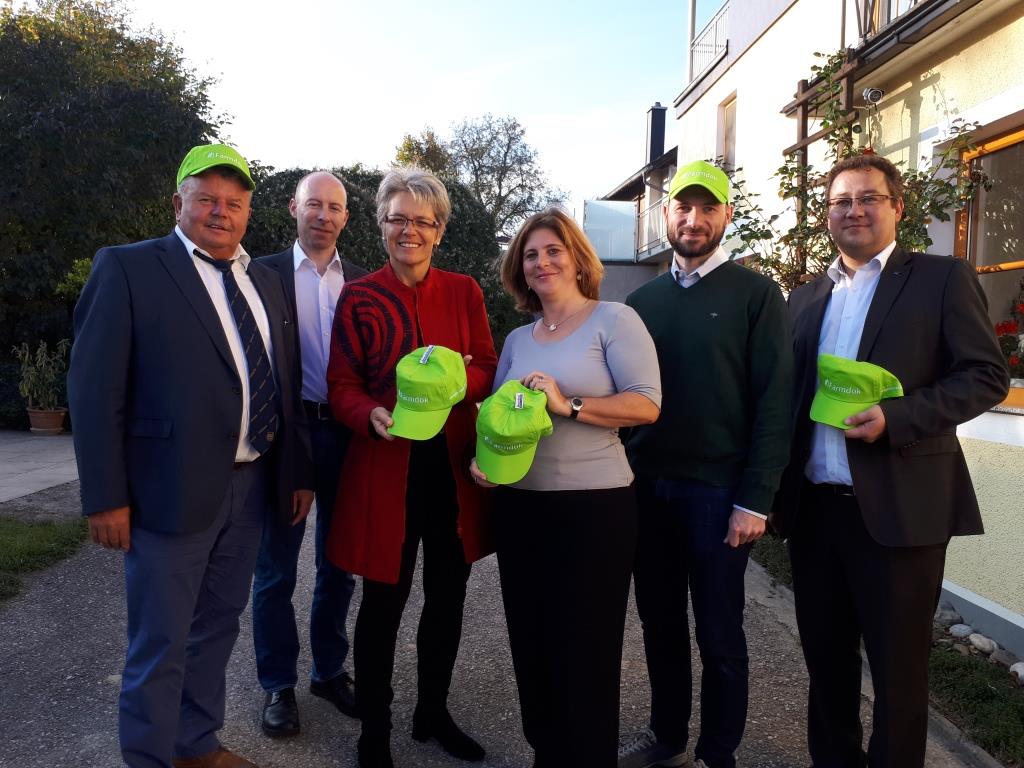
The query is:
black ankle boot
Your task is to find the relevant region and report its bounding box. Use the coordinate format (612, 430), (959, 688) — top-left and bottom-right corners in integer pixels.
(411, 707), (485, 762)
(357, 731), (395, 768)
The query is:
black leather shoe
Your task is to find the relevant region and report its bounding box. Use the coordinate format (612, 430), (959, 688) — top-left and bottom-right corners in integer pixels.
(310, 671), (358, 718)
(261, 687), (300, 738)
(411, 707), (485, 762)
(357, 732), (395, 768)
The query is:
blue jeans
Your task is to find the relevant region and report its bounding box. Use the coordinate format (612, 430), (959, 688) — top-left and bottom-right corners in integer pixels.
(251, 416), (356, 691)
(633, 476), (751, 768)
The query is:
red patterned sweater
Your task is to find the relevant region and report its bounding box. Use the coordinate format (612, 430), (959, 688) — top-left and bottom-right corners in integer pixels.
(326, 263), (498, 583)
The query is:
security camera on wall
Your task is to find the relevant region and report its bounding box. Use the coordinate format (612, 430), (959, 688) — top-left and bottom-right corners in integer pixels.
(863, 87), (885, 105)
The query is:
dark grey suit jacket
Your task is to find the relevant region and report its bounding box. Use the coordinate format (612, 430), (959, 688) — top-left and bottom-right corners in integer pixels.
(774, 248), (1009, 546)
(69, 232), (313, 532)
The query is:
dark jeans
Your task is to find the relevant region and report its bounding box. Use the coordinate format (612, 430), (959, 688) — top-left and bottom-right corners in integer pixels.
(354, 433), (471, 736)
(495, 485), (637, 768)
(790, 483), (947, 768)
(251, 417), (356, 691)
(634, 476), (751, 768)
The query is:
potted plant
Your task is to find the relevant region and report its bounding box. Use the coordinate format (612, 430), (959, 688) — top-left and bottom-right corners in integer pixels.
(12, 339), (71, 434)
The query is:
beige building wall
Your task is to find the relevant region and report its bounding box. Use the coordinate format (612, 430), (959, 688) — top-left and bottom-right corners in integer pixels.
(675, 0), (844, 212)
(952, 430), (1024, 615)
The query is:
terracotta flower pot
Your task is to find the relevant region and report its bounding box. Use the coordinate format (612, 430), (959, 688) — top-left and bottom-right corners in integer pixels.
(27, 408), (67, 435)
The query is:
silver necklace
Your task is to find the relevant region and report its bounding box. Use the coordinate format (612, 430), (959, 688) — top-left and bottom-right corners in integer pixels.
(541, 299), (590, 332)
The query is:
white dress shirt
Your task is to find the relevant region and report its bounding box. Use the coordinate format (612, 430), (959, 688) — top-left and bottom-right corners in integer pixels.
(292, 241), (346, 403)
(175, 225), (275, 463)
(804, 241), (897, 485)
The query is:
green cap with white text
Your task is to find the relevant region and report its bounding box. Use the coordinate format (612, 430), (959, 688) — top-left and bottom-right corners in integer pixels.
(668, 160), (730, 204)
(176, 144), (256, 190)
(476, 380), (553, 485)
(389, 345), (467, 440)
(810, 354), (903, 430)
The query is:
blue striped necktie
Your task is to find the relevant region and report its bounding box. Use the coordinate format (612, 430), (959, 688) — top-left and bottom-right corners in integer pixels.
(194, 250), (279, 456)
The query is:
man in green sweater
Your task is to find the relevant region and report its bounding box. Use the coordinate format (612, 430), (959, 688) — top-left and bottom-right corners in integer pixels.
(619, 161), (792, 768)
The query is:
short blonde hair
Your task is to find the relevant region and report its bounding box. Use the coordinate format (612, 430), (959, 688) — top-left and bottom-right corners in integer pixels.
(376, 167), (451, 235)
(501, 207), (604, 313)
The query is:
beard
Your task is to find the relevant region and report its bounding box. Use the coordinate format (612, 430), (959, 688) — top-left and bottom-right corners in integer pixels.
(668, 223), (726, 260)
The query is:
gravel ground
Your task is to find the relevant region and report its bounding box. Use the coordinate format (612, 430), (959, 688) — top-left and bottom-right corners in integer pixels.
(0, 482), (1000, 767)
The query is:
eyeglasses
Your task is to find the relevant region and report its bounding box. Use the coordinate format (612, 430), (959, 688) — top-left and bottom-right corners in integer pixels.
(827, 194), (896, 212)
(385, 215), (440, 232)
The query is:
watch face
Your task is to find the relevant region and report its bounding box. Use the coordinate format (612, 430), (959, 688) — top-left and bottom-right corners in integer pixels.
(571, 397), (583, 410)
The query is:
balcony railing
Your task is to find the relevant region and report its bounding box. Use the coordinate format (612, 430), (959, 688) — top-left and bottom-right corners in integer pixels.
(859, 0), (927, 37)
(637, 194), (669, 257)
(690, 2), (729, 82)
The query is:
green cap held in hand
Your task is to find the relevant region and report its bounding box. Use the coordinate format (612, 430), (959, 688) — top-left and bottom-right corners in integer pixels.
(810, 353), (903, 430)
(389, 345), (467, 440)
(475, 380), (553, 485)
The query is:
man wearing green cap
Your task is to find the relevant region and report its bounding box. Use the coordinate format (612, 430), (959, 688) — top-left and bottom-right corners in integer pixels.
(775, 153), (1008, 767)
(68, 144), (313, 768)
(621, 160), (792, 768)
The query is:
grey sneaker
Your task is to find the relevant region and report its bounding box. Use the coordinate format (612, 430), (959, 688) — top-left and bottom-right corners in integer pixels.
(617, 727), (689, 768)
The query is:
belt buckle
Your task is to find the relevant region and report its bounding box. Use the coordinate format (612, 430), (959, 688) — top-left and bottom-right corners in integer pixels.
(315, 401), (330, 421)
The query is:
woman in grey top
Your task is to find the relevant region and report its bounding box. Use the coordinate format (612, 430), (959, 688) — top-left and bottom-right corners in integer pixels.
(471, 207), (661, 768)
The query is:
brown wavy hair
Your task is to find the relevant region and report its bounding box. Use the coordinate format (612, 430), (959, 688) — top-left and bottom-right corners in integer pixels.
(500, 207), (604, 313)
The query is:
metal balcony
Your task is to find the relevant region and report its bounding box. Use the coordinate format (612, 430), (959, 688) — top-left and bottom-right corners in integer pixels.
(690, 2), (729, 82)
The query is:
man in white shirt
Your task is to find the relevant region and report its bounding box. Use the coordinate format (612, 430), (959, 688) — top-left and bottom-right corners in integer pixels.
(252, 171), (367, 737)
(776, 154), (1008, 767)
(69, 144), (313, 768)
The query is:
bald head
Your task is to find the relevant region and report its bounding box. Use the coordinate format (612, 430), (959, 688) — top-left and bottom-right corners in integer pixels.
(290, 171), (350, 266)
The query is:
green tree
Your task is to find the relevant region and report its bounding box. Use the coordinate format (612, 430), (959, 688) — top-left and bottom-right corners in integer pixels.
(394, 129), (453, 177)
(0, 0), (219, 358)
(399, 116), (563, 237)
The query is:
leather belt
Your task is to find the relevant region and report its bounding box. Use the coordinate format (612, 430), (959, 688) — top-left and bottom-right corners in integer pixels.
(302, 400), (333, 421)
(808, 481), (856, 497)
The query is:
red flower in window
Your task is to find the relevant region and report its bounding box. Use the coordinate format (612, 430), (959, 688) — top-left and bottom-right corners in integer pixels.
(996, 320), (1020, 336)
(1010, 355), (1021, 367)
(1017, 303), (1024, 315)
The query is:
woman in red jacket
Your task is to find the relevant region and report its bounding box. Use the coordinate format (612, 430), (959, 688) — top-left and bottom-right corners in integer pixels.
(326, 167), (497, 768)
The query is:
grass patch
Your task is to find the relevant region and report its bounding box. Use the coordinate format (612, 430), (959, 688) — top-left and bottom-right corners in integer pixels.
(750, 534), (1024, 764)
(0, 517), (87, 603)
(751, 534), (792, 586)
(929, 645), (1024, 765)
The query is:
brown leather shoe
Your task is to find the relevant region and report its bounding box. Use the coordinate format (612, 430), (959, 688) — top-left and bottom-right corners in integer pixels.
(172, 746), (257, 768)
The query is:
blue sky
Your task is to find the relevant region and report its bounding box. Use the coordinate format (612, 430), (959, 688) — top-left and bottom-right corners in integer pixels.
(118, 0), (722, 213)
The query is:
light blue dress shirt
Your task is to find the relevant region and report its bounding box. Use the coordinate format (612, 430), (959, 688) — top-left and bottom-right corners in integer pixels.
(804, 242), (897, 485)
(292, 242), (346, 404)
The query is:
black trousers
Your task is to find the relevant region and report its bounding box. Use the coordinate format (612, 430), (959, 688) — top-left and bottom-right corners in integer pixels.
(354, 434), (472, 736)
(494, 485), (637, 768)
(789, 483), (947, 768)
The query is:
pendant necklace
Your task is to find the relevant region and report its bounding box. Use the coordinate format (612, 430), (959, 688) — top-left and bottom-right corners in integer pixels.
(542, 299), (591, 332)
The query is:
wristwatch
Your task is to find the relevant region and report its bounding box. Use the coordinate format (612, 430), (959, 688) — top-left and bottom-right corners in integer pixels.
(568, 397), (584, 420)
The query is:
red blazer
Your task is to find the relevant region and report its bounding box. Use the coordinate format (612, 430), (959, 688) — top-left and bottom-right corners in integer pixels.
(326, 264), (498, 583)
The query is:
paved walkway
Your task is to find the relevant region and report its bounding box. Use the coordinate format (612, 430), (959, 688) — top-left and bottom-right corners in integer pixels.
(0, 430), (1004, 767)
(0, 431), (77, 502)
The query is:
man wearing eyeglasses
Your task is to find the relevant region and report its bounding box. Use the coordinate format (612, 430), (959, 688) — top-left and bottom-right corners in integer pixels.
(252, 171), (367, 738)
(774, 153), (1008, 767)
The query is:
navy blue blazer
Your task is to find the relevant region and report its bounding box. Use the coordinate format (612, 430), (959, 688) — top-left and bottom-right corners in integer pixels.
(68, 232), (313, 533)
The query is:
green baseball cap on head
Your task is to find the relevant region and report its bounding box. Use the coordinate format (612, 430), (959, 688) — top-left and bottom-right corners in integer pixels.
(810, 354), (904, 430)
(476, 381), (553, 485)
(389, 345), (467, 440)
(668, 160), (730, 204)
(176, 144), (256, 190)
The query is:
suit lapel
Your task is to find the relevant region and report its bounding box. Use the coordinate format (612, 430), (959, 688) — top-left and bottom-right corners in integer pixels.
(857, 248), (912, 360)
(273, 249), (298, 311)
(155, 233), (238, 375)
(800, 277), (834, 396)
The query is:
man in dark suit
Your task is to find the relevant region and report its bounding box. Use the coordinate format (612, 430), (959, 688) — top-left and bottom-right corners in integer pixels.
(68, 144), (313, 768)
(252, 171), (367, 737)
(774, 153), (1008, 767)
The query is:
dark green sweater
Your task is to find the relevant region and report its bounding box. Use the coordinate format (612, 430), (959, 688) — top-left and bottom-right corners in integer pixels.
(625, 262), (793, 514)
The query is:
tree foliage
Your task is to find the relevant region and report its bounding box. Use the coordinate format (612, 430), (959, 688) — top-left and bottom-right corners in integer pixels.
(0, 0), (219, 351)
(397, 115), (563, 237)
(246, 166), (520, 346)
